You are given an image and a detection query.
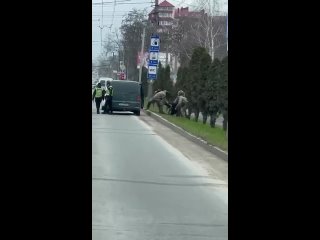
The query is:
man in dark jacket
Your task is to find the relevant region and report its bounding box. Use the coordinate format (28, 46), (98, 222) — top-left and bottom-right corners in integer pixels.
(140, 83), (144, 109)
(103, 80), (114, 114)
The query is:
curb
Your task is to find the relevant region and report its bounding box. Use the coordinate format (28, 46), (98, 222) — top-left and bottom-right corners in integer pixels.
(144, 110), (228, 162)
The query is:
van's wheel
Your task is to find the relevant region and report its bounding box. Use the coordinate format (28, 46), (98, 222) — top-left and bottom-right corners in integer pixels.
(134, 111), (140, 116)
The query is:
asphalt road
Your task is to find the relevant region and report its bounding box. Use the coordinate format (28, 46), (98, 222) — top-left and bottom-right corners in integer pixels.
(92, 104), (228, 240)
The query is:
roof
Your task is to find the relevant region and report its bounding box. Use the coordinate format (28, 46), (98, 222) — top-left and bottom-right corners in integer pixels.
(159, 0), (175, 7)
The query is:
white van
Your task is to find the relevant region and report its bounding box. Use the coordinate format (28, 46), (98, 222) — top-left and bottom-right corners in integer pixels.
(98, 77), (113, 90)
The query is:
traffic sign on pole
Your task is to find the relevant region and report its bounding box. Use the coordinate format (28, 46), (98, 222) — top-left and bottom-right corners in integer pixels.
(150, 35), (160, 51)
(149, 50), (159, 65)
(147, 65), (157, 79)
(147, 34), (160, 80)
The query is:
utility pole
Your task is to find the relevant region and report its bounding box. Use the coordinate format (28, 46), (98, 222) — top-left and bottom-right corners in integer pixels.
(155, 0), (159, 23)
(101, 0), (104, 49)
(138, 27), (146, 84)
(118, 48), (121, 80)
(165, 43), (168, 66)
(97, 19), (103, 50)
(97, 0), (105, 53)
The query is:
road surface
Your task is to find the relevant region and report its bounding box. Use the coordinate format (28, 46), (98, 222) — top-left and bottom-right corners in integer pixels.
(92, 104), (228, 240)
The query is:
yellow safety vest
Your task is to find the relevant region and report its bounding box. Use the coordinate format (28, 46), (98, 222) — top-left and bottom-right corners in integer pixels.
(106, 86), (113, 96)
(95, 88), (103, 98)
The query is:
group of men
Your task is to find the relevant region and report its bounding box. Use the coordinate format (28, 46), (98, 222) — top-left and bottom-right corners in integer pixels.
(146, 89), (188, 117)
(92, 81), (113, 114)
(93, 81), (188, 116)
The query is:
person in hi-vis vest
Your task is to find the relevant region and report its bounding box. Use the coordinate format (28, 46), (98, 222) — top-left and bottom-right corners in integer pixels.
(92, 83), (105, 114)
(103, 80), (114, 114)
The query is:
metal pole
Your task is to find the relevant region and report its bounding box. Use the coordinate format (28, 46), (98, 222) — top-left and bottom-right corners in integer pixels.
(118, 48), (120, 79)
(101, 0), (103, 49)
(138, 27), (146, 84)
(147, 0), (159, 99)
(147, 80), (153, 100)
(101, 0), (103, 26)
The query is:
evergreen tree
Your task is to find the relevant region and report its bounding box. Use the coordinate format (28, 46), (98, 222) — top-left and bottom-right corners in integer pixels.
(153, 62), (163, 92)
(163, 65), (174, 102)
(218, 56), (228, 131)
(188, 47), (211, 122)
(205, 58), (221, 127)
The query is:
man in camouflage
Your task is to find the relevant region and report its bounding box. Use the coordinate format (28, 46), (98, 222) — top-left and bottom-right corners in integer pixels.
(146, 90), (169, 114)
(174, 90), (188, 117)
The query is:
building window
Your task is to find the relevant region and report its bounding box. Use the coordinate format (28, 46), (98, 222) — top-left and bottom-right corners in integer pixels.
(159, 12), (172, 17)
(160, 6), (174, 11)
(159, 21), (172, 26)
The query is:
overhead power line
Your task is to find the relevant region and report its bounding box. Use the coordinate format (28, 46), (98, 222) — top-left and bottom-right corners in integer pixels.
(92, 0), (131, 5)
(93, 2), (152, 6)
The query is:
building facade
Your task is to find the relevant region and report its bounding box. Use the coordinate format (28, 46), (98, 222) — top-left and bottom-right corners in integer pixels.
(148, 0), (175, 33)
(148, 1), (227, 82)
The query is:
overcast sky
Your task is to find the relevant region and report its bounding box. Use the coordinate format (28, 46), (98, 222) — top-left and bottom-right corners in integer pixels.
(92, 0), (227, 61)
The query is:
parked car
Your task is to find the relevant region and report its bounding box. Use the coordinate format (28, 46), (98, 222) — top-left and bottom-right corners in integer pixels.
(102, 80), (141, 116)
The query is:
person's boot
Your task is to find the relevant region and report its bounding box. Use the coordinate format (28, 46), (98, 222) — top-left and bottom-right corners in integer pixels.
(102, 105), (107, 114)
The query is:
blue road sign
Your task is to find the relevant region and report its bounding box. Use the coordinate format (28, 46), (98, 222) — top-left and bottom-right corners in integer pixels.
(150, 46), (160, 51)
(148, 74), (157, 80)
(150, 35), (160, 51)
(149, 50), (159, 65)
(147, 35), (160, 80)
(147, 65), (157, 79)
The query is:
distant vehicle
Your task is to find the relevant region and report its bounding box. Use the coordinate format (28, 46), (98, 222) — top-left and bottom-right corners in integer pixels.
(92, 80), (98, 89)
(103, 80), (141, 116)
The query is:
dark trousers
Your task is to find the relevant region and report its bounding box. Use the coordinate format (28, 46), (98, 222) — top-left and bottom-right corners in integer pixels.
(147, 99), (160, 110)
(95, 97), (102, 114)
(141, 96), (144, 109)
(170, 102), (177, 115)
(106, 96), (113, 113)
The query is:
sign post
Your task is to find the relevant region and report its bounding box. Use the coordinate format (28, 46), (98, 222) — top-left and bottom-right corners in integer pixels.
(147, 34), (160, 99)
(147, 35), (160, 79)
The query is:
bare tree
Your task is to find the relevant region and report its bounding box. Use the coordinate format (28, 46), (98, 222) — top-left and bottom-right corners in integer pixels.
(171, 0), (227, 64)
(190, 0), (227, 60)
